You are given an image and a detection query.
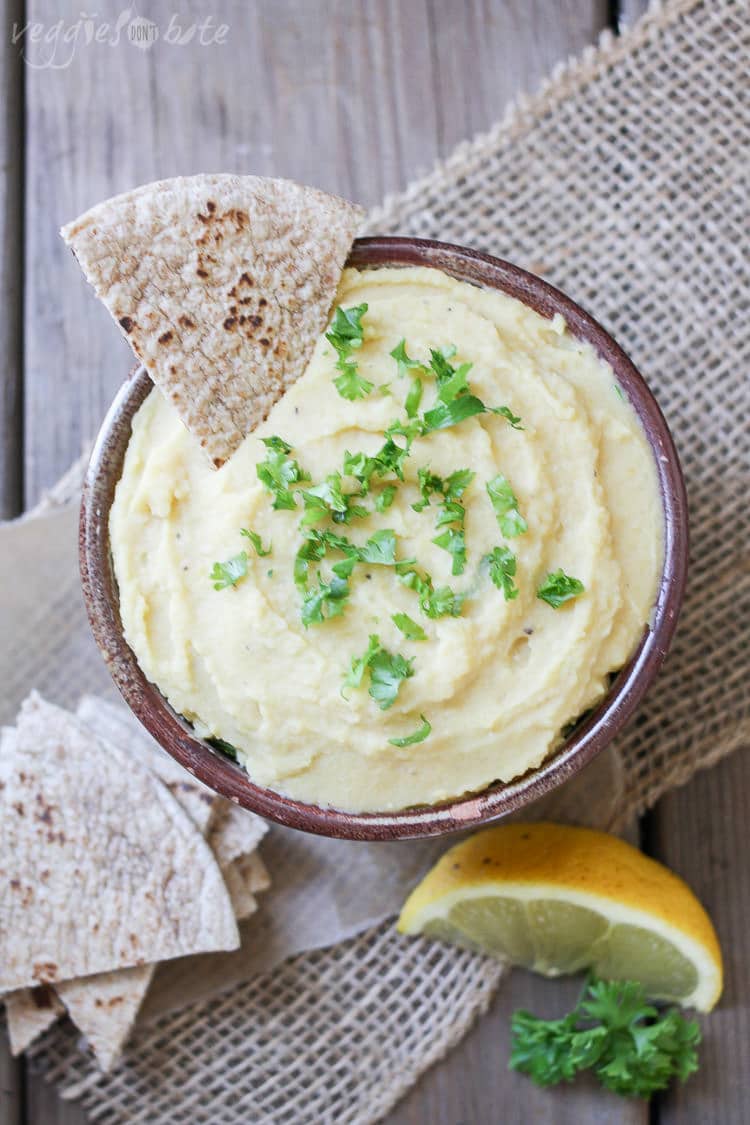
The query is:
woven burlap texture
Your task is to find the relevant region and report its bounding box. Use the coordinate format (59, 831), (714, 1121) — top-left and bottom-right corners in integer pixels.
(21, 0), (750, 1120)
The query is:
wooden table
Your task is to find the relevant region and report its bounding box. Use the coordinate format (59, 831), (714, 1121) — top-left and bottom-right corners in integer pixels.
(1, 2), (747, 1122)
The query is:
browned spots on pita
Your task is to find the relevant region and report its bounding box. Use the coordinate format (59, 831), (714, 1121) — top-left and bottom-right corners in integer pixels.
(196, 266), (208, 278)
(178, 315), (195, 330)
(259, 338), (270, 348)
(158, 330), (173, 345)
(33, 962), (58, 983)
(206, 200), (216, 213)
(119, 316), (135, 333)
(223, 316), (237, 331)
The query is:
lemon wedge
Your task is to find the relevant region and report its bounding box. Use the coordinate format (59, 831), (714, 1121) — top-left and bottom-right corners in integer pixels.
(398, 822), (722, 1011)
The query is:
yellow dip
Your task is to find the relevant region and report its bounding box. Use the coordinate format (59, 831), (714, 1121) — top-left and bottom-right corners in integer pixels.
(110, 267), (662, 812)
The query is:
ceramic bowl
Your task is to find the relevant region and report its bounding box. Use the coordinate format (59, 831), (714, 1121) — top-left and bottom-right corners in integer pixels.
(80, 236), (688, 840)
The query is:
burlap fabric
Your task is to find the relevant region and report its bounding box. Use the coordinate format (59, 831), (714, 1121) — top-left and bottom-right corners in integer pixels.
(16, 0), (750, 1119)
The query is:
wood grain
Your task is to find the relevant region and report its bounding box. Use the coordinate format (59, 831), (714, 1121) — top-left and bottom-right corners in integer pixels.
(648, 750), (750, 1123)
(0, 0), (23, 518)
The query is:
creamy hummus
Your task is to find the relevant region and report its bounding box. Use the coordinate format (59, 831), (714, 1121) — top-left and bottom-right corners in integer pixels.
(110, 266), (662, 812)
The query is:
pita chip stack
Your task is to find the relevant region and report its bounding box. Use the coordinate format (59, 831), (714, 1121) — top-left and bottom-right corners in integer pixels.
(0, 693), (239, 994)
(61, 175), (364, 466)
(1, 696), (272, 1070)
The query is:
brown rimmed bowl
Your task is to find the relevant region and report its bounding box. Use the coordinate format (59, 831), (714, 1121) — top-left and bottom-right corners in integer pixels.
(80, 236), (688, 840)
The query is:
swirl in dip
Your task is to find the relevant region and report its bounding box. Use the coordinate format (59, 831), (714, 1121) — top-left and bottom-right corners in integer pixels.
(110, 266), (662, 812)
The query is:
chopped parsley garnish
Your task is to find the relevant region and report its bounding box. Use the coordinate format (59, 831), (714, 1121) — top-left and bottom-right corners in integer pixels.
(210, 551), (248, 590)
(391, 612), (427, 640)
(240, 528), (272, 556)
(342, 633), (381, 694)
(390, 338), (426, 379)
(388, 714), (432, 746)
(375, 484), (397, 512)
(432, 527), (467, 575)
(435, 500), (466, 528)
(422, 394), (487, 432)
(257, 436), (310, 510)
(486, 473), (528, 538)
(405, 377), (423, 418)
(484, 545), (519, 600)
(368, 647), (415, 710)
(490, 405), (524, 430)
(300, 473), (349, 525)
(413, 467), (446, 512)
(444, 468), (476, 499)
(342, 634), (414, 710)
(536, 569), (585, 608)
(358, 528), (398, 565)
(398, 566), (465, 619)
(510, 977), (701, 1098)
(326, 304), (373, 400)
(301, 574), (350, 627)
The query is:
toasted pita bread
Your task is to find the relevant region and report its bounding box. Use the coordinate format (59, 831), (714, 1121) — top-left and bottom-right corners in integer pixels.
(62, 697), (270, 1070)
(234, 850), (272, 895)
(0, 694), (239, 994)
(76, 695), (218, 834)
(4, 986), (65, 1055)
(222, 864), (258, 922)
(209, 800), (268, 868)
(61, 175), (363, 465)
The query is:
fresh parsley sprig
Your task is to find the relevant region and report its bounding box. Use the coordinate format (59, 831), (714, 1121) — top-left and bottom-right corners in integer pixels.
(509, 977), (701, 1099)
(326, 304), (373, 400)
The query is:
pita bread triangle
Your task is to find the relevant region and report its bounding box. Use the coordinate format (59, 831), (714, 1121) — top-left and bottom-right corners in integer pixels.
(61, 175), (364, 466)
(0, 693), (239, 994)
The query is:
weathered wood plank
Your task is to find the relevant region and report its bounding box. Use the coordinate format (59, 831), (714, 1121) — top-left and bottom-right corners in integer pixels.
(0, 0), (23, 519)
(1, 0), (25, 1115)
(389, 970), (648, 1125)
(648, 750), (750, 1123)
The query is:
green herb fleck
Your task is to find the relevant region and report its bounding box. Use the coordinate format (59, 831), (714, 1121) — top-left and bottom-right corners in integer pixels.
(405, 377), (423, 418)
(484, 545), (519, 601)
(432, 527), (467, 575)
(391, 612), (427, 641)
(389, 714), (432, 746)
(490, 405), (524, 430)
(486, 474), (528, 538)
(210, 551), (248, 590)
(359, 528), (398, 566)
(422, 394), (487, 432)
(342, 633), (381, 695)
(301, 574), (350, 627)
(536, 569), (585, 608)
(342, 635), (414, 710)
(240, 528), (271, 556)
(326, 304), (373, 400)
(257, 437), (310, 510)
(390, 338), (425, 379)
(375, 484), (397, 512)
